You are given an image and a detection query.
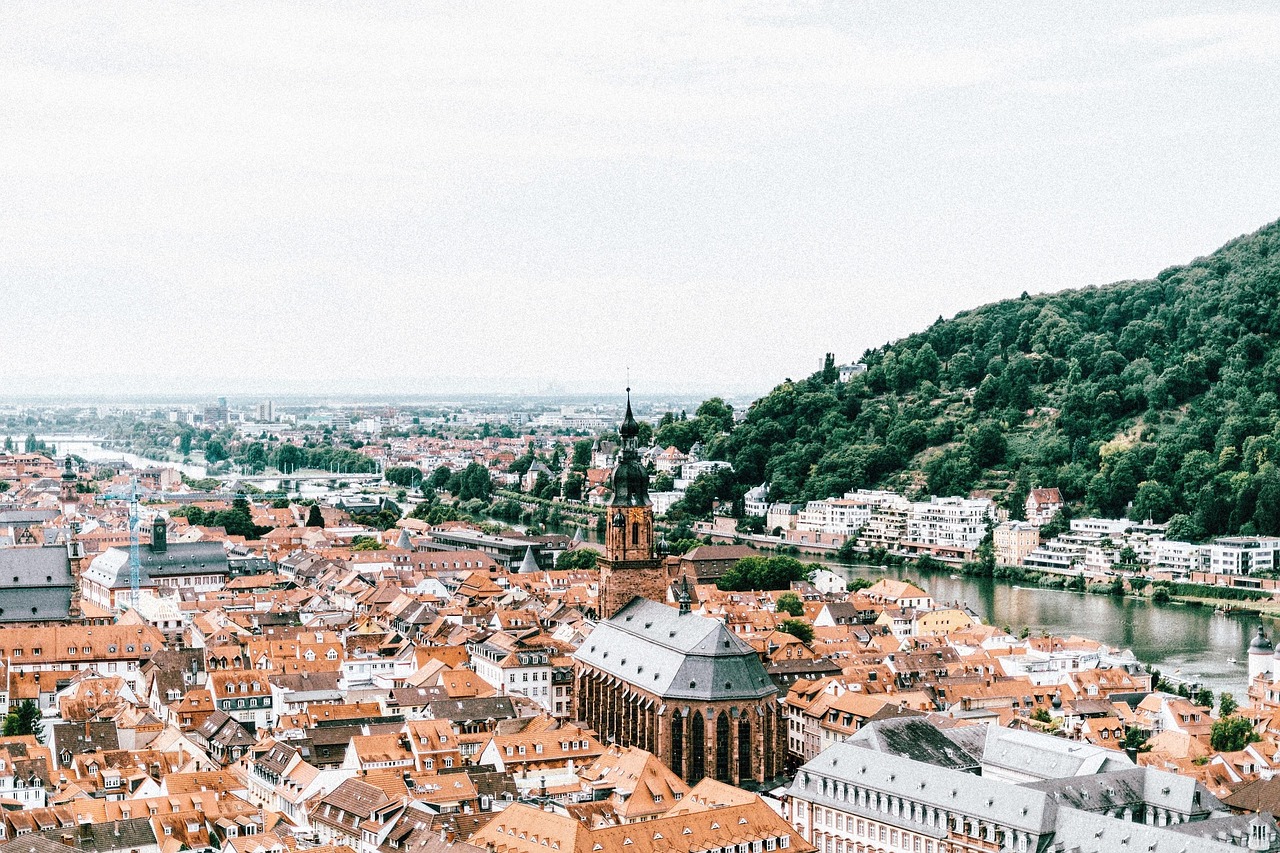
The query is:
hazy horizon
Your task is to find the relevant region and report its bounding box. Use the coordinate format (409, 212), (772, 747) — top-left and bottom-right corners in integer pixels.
(5, 3), (1278, 396)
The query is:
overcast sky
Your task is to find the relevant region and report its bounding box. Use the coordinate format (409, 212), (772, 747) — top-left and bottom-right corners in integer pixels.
(4, 2), (1279, 398)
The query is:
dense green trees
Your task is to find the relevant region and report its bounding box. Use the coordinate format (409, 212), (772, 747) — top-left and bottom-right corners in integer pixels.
(777, 619), (815, 643)
(436, 463), (493, 502)
(173, 497), (272, 539)
(681, 220), (1280, 538)
(385, 466), (423, 487)
(3, 700), (42, 741)
(654, 398), (735, 454)
(718, 555), (811, 591)
(1210, 715), (1260, 752)
(557, 548), (599, 571)
(775, 591), (805, 616)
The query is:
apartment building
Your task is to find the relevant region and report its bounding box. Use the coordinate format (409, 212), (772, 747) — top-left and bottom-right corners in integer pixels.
(852, 491), (912, 551)
(1150, 539), (1205, 576)
(1208, 537), (1280, 575)
(469, 636), (554, 714)
(903, 497), (995, 558)
(797, 499), (871, 536)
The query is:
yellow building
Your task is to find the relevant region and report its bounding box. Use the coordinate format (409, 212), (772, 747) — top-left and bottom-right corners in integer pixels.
(913, 606), (978, 636)
(876, 605), (978, 638)
(995, 520), (1040, 566)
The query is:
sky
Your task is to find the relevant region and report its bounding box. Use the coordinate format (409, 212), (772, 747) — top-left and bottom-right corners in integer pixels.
(3, 2), (1280, 399)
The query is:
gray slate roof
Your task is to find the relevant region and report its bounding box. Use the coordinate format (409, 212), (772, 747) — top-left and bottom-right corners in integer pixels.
(975, 724), (1133, 780)
(1049, 806), (1242, 853)
(426, 696), (517, 723)
(85, 541), (228, 590)
(36, 818), (158, 853)
(791, 742), (1057, 836)
(793, 733), (1240, 853)
(1024, 766), (1223, 818)
(0, 546), (73, 622)
(846, 717), (980, 773)
(573, 597), (776, 702)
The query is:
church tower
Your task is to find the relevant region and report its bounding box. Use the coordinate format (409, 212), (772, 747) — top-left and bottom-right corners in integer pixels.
(60, 455), (79, 515)
(598, 390), (669, 618)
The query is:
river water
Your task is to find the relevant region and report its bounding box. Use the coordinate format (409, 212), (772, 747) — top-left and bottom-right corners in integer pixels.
(6, 434), (208, 478)
(832, 562), (1268, 699)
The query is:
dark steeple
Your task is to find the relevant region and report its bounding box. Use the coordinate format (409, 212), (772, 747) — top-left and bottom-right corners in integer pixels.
(609, 388), (650, 508)
(620, 388), (640, 442)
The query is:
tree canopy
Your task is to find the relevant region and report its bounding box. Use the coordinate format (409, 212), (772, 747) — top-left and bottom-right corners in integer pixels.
(775, 591), (805, 616)
(718, 555), (811, 591)
(677, 219), (1280, 538)
(776, 619), (815, 643)
(1210, 715), (1260, 752)
(557, 548), (599, 571)
(3, 700), (42, 741)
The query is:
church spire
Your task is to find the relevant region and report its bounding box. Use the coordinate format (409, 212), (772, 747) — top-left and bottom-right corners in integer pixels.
(620, 387), (639, 443)
(609, 389), (649, 508)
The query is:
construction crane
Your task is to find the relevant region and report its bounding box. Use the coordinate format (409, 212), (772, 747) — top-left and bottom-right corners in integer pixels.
(96, 477), (144, 610)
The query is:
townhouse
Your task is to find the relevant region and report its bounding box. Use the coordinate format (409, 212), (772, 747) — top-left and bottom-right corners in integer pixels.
(0, 624), (167, 698)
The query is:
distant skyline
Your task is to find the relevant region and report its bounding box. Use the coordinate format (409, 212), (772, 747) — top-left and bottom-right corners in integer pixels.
(5, 3), (1279, 399)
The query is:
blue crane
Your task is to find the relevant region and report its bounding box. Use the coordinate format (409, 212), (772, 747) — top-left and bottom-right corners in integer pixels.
(95, 477), (144, 610)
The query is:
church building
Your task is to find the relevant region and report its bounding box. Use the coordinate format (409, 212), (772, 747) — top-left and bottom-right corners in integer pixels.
(573, 391), (786, 786)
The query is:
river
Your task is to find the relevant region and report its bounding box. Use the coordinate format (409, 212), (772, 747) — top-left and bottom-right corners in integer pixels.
(5, 434), (208, 479)
(831, 562), (1270, 699)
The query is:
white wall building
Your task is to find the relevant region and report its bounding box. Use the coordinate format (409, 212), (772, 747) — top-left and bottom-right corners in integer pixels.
(1208, 537), (1280, 576)
(906, 497), (995, 554)
(797, 499), (871, 536)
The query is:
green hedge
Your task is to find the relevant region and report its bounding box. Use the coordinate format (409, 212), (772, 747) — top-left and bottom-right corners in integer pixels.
(1166, 582), (1273, 602)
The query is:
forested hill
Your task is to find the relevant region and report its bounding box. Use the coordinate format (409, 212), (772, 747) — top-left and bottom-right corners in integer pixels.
(683, 218), (1280, 542)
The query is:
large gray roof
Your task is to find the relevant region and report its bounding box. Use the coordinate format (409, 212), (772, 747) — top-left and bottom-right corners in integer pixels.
(790, 742), (1057, 836)
(35, 818), (157, 853)
(976, 724), (1133, 780)
(792, 735), (1243, 853)
(573, 597), (776, 702)
(1049, 806), (1241, 853)
(1024, 766), (1223, 817)
(0, 546), (73, 622)
(846, 717), (980, 772)
(84, 541), (228, 590)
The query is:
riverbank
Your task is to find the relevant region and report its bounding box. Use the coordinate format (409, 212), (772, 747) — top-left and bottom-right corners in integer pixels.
(6, 434), (209, 479)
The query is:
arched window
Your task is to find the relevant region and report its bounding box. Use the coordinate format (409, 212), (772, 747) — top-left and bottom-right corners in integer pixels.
(671, 714), (684, 777)
(631, 522), (639, 546)
(738, 716), (752, 782)
(689, 712), (705, 783)
(715, 712), (732, 782)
